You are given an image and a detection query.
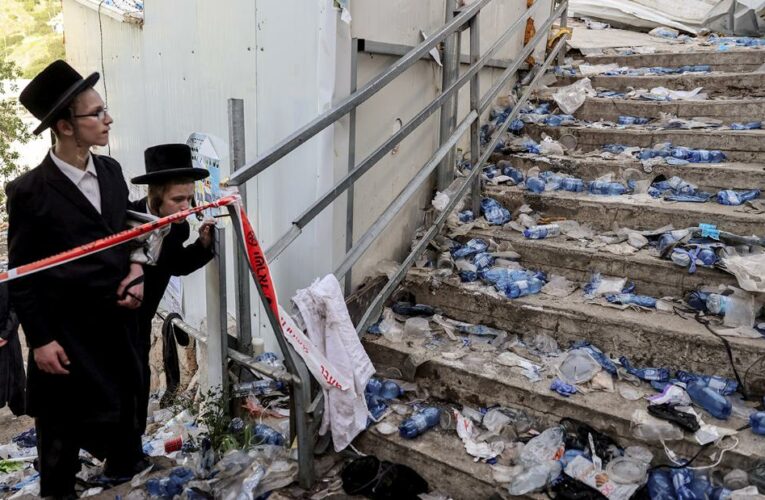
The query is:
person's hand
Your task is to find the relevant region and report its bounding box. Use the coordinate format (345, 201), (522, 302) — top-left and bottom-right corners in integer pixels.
(117, 263), (144, 309)
(34, 341), (70, 374)
(0, 338), (7, 348)
(198, 220), (215, 249)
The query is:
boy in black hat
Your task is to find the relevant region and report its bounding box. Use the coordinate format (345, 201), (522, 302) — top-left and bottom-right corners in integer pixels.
(130, 143), (214, 437)
(7, 60), (147, 497)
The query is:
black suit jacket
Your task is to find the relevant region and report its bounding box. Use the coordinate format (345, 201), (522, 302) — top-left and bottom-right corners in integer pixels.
(6, 152), (142, 423)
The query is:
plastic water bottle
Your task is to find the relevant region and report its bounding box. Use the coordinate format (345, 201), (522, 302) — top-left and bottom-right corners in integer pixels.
(717, 189), (760, 205)
(618, 116), (650, 125)
(252, 423), (286, 445)
(675, 371), (738, 396)
(731, 121), (762, 130)
(473, 252), (495, 271)
(505, 277), (544, 299)
(452, 238), (489, 259)
(606, 293), (657, 308)
(501, 165), (525, 185)
(458, 210), (474, 223)
(560, 177), (584, 192)
(526, 177), (545, 193)
(706, 293), (729, 316)
(619, 356), (669, 381)
(233, 379), (285, 396)
(481, 197), (511, 225)
(588, 180), (627, 195)
(687, 380), (732, 420)
(572, 341), (618, 375)
(751, 412), (765, 435)
(399, 407), (441, 439)
(523, 224), (561, 240)
(366, 377), (383, 396)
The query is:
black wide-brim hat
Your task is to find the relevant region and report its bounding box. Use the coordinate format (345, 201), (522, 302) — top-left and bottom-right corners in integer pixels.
(132, 143), (210, 184)
(19, 60), (100, 135)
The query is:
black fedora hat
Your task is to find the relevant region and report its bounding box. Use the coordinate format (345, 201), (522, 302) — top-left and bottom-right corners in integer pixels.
(19, 60), (100, 135)
(132, 144), (210, 184)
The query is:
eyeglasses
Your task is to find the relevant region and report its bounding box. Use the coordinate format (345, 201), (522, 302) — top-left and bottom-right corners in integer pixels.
(72, 107), (109, 120)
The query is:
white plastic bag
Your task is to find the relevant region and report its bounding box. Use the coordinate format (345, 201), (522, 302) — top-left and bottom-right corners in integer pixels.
(553, 78), (595, 114)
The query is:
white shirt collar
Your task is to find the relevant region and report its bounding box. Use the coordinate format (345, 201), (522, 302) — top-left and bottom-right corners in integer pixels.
(50, 149), (97, 185)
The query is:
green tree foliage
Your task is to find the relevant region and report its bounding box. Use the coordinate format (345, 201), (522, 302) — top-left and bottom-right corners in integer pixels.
(0, 59), (31, 187)
(1, 0), (65, 78)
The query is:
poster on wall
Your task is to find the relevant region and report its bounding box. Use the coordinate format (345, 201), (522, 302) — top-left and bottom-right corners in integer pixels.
(186, 132), (225, 217)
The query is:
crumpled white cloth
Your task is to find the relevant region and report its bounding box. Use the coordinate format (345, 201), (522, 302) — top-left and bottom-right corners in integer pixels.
(292, 274), (375, 452)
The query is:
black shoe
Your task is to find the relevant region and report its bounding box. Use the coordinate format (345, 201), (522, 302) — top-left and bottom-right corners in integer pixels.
(647, 403), (700, 433)
(103, 455), (153, 481)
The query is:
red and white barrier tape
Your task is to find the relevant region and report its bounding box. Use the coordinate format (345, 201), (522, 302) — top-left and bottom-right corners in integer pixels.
(2, 192), (349, 391)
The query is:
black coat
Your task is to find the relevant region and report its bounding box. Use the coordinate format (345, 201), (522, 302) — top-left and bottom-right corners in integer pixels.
(130, 197), (214, 337)
(130, 197), (213, 430)
(0, 282), (25, 416)
(6, 153), (142, 423)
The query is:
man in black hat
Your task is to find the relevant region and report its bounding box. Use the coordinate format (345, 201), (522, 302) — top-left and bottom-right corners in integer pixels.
(7, 60), (147, 498)
(129, 143), (214, 438)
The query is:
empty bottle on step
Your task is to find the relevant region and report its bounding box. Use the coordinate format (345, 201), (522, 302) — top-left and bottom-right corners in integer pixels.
(706, 293), (729, 316)
(618, 116), (650, 125)
(380, 380), (403, 400)
(687, 149), (726, 163)
(606, 293), (657, 308)
(505, 277), (545, 299)
(687, 379), (732, 420)
(526, 177), (546, 193)
(523, 224), (561, 240)
(647, 470), (675, 500)
(252, 423), (286, 446)
(717, 189), (760, 205)
(560, 177), (584, 192)
(619, 356), (669, 382)
(501, 165), (525, 185)
(750, 412), (765, 435)
(588, 180), (627, 195)
(675, 371), (738, 396)
(731, 121), (762, 130)
(399, 407), (441, 439)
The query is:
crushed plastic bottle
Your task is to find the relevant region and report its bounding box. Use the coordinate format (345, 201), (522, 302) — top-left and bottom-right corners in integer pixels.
(481, 197), (511, 225)
(588, 180), (628, 195)
(606, 293), (657, 308)
(675, 371), (738, 396)
(705, 293), (729, 316)
(523, 224), (561, 240)
(526, 176), (546, 193)
(252, 423), (286, 446)
(687, 379), (732, 420)
(399, 407), (441, 439)
(458, 210), (474, 223)
(505, 278), (545, 299)
(550, 379), (577, 397)
(500, 163), (525, 184)
(452, 238), (489, 259)
(731, 121), (762, 130)
(560, 177), (584, 192)
(618, 115), (650, 125)
(749, 412), (765, 435)
(145, 468), (195, 498)
(717, 189), (761, 206)
(647, 470), (674, 499)
(619, 356), (669, 382)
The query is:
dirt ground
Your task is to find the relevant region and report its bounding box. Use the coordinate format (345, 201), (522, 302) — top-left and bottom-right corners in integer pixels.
(0, 407), (32, 445)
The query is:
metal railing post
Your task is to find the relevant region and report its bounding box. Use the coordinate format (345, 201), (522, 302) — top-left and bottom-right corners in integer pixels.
(345, 39), (359, 293)
(228, 98), (252, 353)
(469, 14), (481, 217)
(437, 0), (460, 192)
(558, 1), (569, 67)
(205, 226), (228, 395)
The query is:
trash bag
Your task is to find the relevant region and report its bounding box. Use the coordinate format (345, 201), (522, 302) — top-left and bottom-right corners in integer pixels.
(341, 455), (429, 500)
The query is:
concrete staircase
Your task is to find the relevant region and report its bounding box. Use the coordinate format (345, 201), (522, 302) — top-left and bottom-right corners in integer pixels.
(352, 40), (765, 499)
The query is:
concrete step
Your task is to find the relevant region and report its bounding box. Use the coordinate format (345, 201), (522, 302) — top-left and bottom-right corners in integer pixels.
(574, 97), (765, 124)
(556, 72), (765, 96)
(355, 423), (518, 499)
(522, 124), (765, 162)
(484, 185), (765, 236)
(489, 153), (765, 193)
(463, 226), (736, 298)
(403, 269), (765, 391)
(584, 49), (765, 74)
(364, 316), (765, 472)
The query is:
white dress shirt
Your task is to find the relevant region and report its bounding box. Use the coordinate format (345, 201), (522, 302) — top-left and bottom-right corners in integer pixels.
(50, 150), (102, 214)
